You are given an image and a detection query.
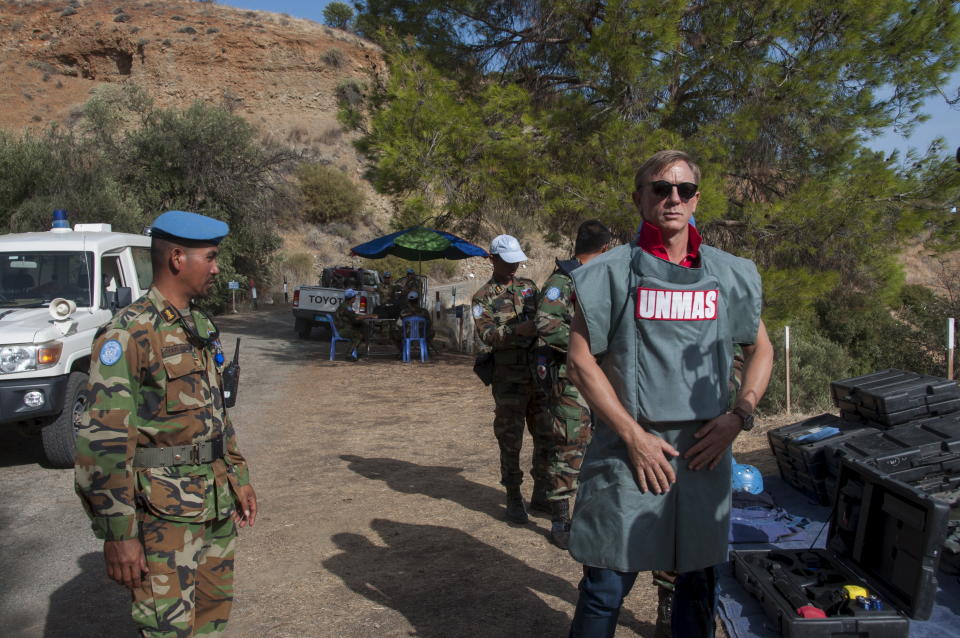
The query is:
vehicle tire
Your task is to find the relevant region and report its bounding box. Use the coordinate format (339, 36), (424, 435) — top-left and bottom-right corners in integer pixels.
(295, 318), (311, 339)
(41, 371), (88, 468)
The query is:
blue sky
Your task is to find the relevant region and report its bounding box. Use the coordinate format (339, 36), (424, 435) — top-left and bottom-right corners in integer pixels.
(221, 0), (958, 161)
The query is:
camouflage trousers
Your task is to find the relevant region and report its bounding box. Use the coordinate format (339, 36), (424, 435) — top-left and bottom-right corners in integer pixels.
(133, 512), (237, 637)
(339, 321), (372, 353)
(491, 372), (552, 488)
(546, 377), (592, 501)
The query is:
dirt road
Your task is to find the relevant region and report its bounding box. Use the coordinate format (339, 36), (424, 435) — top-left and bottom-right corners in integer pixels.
(0, 306), (779, 637)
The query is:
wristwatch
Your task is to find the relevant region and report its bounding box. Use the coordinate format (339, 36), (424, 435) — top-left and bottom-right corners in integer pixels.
(731, 406), (755, 432)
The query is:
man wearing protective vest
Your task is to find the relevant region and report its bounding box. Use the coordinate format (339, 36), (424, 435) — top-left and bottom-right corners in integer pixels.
(566, 150), (773, 637)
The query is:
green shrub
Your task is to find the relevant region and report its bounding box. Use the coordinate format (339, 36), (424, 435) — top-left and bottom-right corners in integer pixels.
(322, 48), (346, 68)
(297, 163), (365, 224)
(335, 79), (364, 108)
(761, 323), (857, 414)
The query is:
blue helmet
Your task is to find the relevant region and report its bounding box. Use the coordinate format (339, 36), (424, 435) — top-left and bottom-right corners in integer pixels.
(732, 461), (764, 495)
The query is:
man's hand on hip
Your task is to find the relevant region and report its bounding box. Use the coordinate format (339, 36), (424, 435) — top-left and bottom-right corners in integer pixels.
(232, 484), (258, 528)
(685, 413), (741, 470)
(104, 538), (148, 589)
(625, 428), (679, 494)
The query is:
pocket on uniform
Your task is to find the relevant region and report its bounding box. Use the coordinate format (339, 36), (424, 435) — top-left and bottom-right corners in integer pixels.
(162, 355), (209, 413)
(132, 566), (188, 633)
(138, 468), (207, 518)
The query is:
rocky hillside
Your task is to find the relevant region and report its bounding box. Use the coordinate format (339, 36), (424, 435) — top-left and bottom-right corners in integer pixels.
(0, 0), (399, 271)
(0, 0), (381, 156)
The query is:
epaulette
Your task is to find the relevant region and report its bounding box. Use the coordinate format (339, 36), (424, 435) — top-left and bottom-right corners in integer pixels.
(112, 295), (155, 330)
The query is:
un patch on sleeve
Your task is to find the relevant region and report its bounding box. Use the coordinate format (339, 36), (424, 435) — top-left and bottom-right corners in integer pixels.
(472, 304), (483, 318)
(545, 286), (561, 301)
(99, 339), (123, 366)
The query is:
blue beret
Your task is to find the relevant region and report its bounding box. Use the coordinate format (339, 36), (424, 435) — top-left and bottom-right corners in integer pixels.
(343, 288), (357, 299)
(151, 210), (229, 244)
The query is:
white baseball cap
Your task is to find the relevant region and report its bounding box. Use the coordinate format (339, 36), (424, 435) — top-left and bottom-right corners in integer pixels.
(489, 234), (527, 263)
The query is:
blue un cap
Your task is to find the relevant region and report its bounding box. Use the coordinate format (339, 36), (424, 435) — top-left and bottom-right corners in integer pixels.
(343, 288), (357, 299)
(151, 210), (229, 245)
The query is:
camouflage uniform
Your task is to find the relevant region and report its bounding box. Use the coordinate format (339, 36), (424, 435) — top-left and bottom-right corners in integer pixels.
(534, 260), (592, 502)
(75, 287), (250, 638)
(334, 301), (370, 354)
(472, 277), (552, 489)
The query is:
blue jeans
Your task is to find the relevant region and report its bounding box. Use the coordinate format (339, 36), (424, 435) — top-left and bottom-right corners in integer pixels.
(569, 565), (718, 638)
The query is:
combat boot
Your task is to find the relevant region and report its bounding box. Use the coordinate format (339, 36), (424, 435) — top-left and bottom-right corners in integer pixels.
(505, 485), (528, 523)
(549, 499), (571, 549)
(529, 481), (551, 514)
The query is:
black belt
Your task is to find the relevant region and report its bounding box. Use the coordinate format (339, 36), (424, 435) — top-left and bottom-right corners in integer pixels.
(133, 438), (224, 468)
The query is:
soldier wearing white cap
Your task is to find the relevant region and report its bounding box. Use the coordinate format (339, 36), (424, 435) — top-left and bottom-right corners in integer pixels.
(471, 235), (553, 523)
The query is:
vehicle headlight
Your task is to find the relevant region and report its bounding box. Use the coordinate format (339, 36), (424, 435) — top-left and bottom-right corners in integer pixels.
(0, 345), (36, 374)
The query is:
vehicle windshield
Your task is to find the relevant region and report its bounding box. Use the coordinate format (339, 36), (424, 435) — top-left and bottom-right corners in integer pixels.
(0, 251), (94, 308)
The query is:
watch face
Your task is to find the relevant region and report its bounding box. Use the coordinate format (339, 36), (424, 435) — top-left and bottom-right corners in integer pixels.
(741, 413), (755, 431)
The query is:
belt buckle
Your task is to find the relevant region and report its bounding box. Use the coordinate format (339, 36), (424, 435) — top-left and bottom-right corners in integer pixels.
(190, 443), (201, 464)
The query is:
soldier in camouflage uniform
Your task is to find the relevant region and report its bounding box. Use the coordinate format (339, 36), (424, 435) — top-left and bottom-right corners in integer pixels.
(334, 288), (377, 360)
(75, 210), (257, 638)
(534, 220), (613, 549)
(378, 271), (395, 305)
(392, 290), (434, 350)
(473, 234), (553, 523)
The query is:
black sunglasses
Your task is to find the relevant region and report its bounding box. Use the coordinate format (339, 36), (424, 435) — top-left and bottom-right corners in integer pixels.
(648, 180), (698, 200)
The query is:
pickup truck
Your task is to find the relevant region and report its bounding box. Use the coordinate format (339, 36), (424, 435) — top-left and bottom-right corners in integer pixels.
(292, 266), (433, 340)
(292, 268), (381, 339)
(0, 213), (152, 467)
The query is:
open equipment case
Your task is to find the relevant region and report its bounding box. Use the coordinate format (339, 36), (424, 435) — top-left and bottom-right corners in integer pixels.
(731, 457), (952, 638)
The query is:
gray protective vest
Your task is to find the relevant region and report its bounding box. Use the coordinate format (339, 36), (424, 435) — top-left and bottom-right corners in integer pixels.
(573, 242), (761, 423)
(567, 242), (762, 572)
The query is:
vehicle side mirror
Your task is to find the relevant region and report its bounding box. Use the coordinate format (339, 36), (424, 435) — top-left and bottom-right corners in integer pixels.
(104, 286), (132, 312)
(114, 286), (132, 310)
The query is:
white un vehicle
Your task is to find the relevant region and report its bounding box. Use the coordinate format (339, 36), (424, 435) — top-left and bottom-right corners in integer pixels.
(0, 212), (152, 467)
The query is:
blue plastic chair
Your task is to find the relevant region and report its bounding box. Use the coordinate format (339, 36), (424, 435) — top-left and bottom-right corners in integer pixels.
(401, 315), (428, 362)
(315, 314), (351, 361)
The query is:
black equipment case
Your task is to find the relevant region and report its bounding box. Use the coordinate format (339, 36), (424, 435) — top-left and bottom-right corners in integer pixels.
(731, 457), (952, 638)
(768, 414), (878, 505)
(831, 369), (960, 427)
(825, 412), (960, 479)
